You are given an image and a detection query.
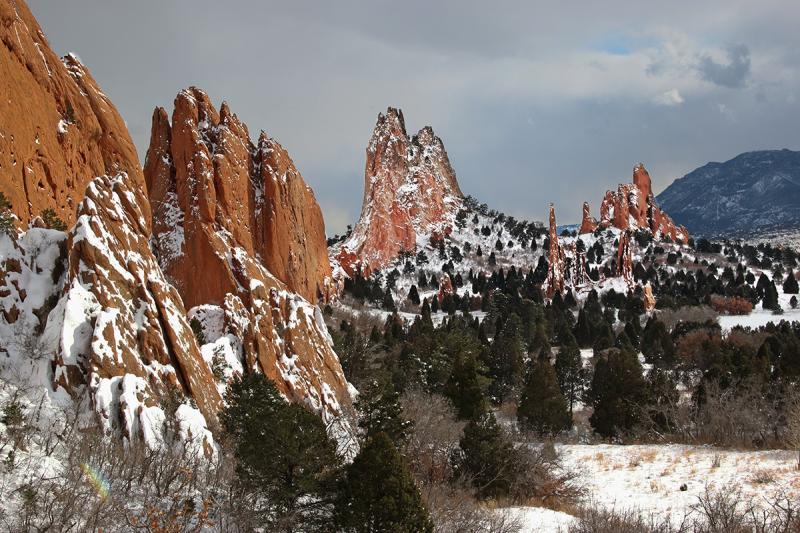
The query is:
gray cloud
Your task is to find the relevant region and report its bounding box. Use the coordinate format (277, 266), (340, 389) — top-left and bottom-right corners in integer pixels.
(26, 1), (800, 232)
(697, 44), (751, 88)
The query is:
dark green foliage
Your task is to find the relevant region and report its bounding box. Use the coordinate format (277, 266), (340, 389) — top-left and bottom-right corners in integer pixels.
(355, 380), (411, 445)
(408, 284), (421, 305)
(487, 313), (525, 403)
(220, 373), (341, 531)
(518, 360), (571, 436)
(0, 192), (13, 236)
(555, 333), (586, 415)
(41, 209), (67, 231)
(444, 352), (488, 420)
(189, 317), (205, 345)
(456, 413), (517, 499)
(588, 347), (648, 438)
(336, 433), (433, 533)
(783, 269), (798, 294)
(640, 317), (675, 368)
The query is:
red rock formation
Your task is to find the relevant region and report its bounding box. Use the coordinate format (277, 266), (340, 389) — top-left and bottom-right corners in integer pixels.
(546, 204), (565, 297)
(617, 230), (634, 288)
(579, 201), (598, 234)
(144, 88), (332, 305)
(643, 282), (656, 312)
(0, 0), (142, 227)
(438, 273), (454, 304)
(582, 164), (688, 243)
(145, 88), (352, 425)
(56, 174), (222, 444)
(335, 108), (463, 276)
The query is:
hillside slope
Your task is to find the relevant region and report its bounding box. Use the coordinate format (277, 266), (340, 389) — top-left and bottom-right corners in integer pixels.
(657, 149), (800, 238)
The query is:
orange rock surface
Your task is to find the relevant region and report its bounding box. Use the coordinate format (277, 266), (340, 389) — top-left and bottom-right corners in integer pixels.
(144, 88), (333, 306)
(335, 108), (463, 276)
(0, 0), (142, 227)
(582, 164), (688, 243)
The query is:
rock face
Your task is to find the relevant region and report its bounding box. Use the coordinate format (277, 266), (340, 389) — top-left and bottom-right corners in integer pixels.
(656, 149), (800, 238)
(545, 204), (565, 297)
(145, 88), (352, 429)
(617, 230), (634, 288)
(335, 108), (463, 276)
(55, 174), (221, 445)
(579, 201), (598, 234)
(0, 0), (142, 227)
(144, 88), (333, 305)
(582, 164), (688, 243)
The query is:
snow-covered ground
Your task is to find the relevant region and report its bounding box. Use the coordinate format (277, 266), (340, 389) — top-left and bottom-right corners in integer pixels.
(506, 443), (799, 531)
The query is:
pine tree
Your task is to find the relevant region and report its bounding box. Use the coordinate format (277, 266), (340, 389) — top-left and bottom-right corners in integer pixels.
(763, 279), (781, 311)
(518, 360), (571, 436)
(444, 352), (488, 420)
(588, 347), (648, 438)
(355, 380), (412, 445)
(221, 373), (340, 531)
(555, 332), (585, 415)
(421, 298), (434, 331)
(456, 413), (516, 499)
(408, 285), (421, 305)
(0, 192), (13, 237)
(488, 313), (525, 403)
(336, 433), (433, 532)
(40, 208), (67, 231)
(784, 269), (799, 294)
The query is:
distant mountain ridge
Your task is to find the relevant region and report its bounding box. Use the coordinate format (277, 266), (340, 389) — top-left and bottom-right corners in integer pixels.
(656, 149), (800, 238)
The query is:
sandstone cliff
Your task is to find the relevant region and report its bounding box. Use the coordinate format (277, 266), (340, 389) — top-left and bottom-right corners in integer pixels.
(581, 164), (688, 243)
(145, 88), (333, 306)
(0, 0), (142, 227)
(144, 88), (352, 432)
(335, 108), (463, 275)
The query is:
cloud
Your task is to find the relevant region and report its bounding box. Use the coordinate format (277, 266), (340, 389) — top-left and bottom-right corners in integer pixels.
(655, 88), (685, 106)
(697, 44), (751, 88)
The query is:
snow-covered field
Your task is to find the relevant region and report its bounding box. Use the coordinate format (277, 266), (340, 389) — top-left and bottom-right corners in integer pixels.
(506, 443), (799, 532)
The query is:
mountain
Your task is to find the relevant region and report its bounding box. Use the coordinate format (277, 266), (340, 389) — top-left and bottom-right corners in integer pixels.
(0, 0), (142, 227)
(578, 164), (688, 243)
(0, 0), (354, 454)
(333, 108), (464, 276)
(656, 149), (800, 238)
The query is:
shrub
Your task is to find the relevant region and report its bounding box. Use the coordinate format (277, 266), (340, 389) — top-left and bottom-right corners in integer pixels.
(709, 295), (753, 315)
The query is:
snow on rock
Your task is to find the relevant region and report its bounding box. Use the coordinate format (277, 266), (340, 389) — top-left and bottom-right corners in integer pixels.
(333, 107), (464, 276)
(56, 173), (222, 447)
(0, 0), (142, 228)
(144, 88), (334, 305)
(580, 163), (688, 244)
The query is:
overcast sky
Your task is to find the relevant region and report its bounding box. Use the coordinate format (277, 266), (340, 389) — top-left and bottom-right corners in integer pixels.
(29, 1), (800, 234)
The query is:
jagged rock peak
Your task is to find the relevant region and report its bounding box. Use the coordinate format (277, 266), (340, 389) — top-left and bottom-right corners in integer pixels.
(581, 163), (688, 243)
(144, 86), (333, 306)
(546, 203), (565, 297)
(335, 107), (464, 276)
(0, 0), (143, 227)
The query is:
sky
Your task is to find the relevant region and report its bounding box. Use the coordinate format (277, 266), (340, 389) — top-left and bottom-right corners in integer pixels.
(28, 1), (800, 234)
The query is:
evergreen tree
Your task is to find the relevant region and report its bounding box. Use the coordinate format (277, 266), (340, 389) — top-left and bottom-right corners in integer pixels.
(355, 380), (411, 445)
(421, 298), (434, 331)
(763, 279), (781, 311)
(0, 192), (13, 237)
(456, 414), (516, 499)
(336, 433), (433, 532)
(518, 360), (571, 436)
(382, 290), (397, 312)
(588, 347), (648, 438)
(41, 208), (67, 231)
(221, 373), (340, 531)
(555, 332), (585, 415)
(784, 269), (799, 294)
(444, 352), (488, 420)
(408, 285), (421, 306)
(488, 313), (525, 403)
(488, 251), (497, 266)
